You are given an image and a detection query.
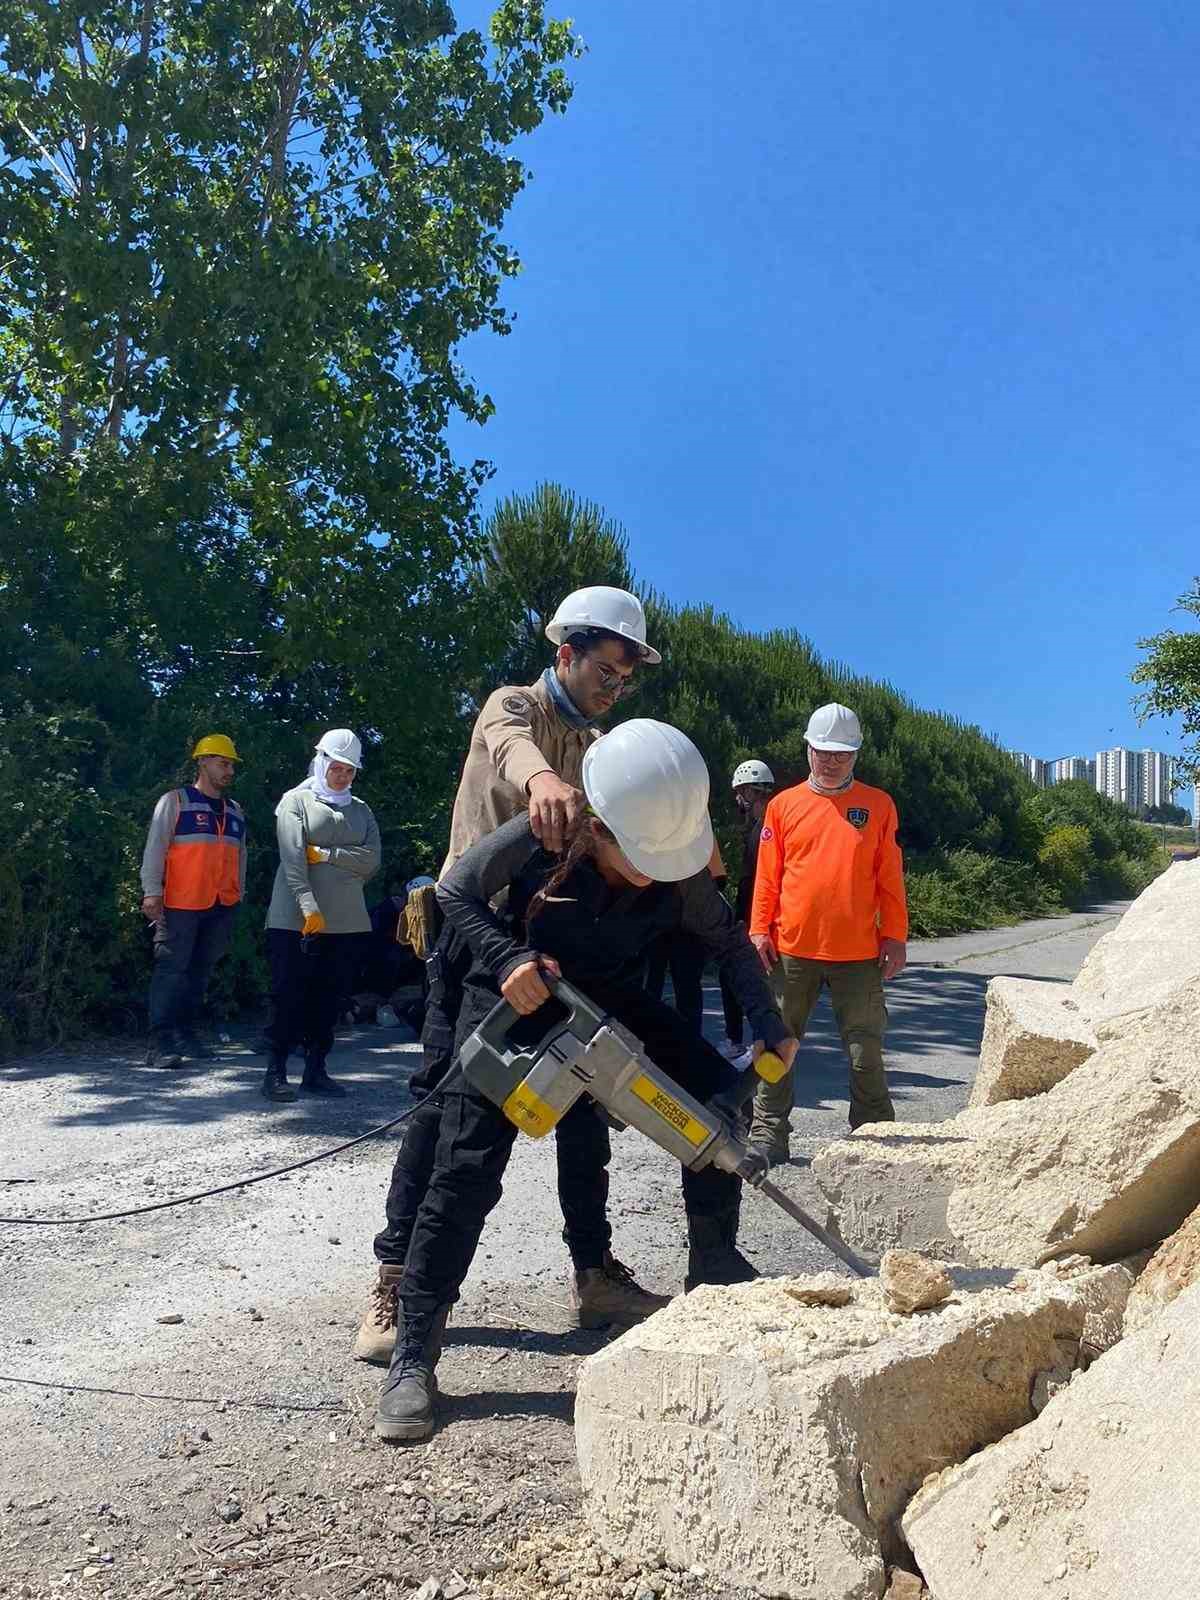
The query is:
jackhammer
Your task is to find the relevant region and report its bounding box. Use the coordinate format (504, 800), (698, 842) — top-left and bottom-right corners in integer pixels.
(460, 978), (872, 1278)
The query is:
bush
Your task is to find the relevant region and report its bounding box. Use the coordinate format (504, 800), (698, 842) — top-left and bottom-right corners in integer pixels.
(1037, 824), (1095, 905)
(904, 849), (1061, 938)
(1094, 847), (1171, 898)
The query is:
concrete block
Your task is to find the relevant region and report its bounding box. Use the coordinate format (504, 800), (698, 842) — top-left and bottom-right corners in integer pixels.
(576, 1271), (1098, 1600)
(967, 978), (1097, 1108)
(1124, 1200), (1200, 1332)
(1072, 858), (1200, 1036)
(814, 979), (1200, 1267)
(902, 1282), (1200, 1599)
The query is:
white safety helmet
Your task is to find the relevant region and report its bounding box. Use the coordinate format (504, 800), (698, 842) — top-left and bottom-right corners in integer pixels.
(582, 719), (714, 882)
(804, 703), (862, 752)
(545, 586), (661, 665)
(731, 759), (775, 790)
(315, 728), (363, 769)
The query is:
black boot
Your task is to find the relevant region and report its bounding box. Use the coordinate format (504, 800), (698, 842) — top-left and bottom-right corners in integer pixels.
(261, 1052), (297, 1102)
(375, 1304), (451, 1442)
(684, 1204), (759, 1292)
(146, 1030), (184, 1070)
(301, 1050), (346, 1096)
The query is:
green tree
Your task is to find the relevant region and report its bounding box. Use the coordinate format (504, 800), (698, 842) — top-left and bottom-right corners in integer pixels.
(1133, 578), (1200, 781)
(0, 1), (580, 1044)
(469, 482), (636, 689)
(1, 0), (579, 740)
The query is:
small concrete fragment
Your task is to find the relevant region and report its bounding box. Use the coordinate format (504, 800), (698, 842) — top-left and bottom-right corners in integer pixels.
(902, 1282), (1200, 1599)
(1124, 1199), (1200, 1332)
(883, 1573), (925, 1600)
(1027, 1256), (1133, 1360)
(967, 977), (1096, 1108)
(576, 1272), (1098, 1600)
(1029, 1365), (1071, 1414)
(785, 1272), (854, 1308)
(879, 1250), (952, 1315)
(815, 977), (1200, 1267)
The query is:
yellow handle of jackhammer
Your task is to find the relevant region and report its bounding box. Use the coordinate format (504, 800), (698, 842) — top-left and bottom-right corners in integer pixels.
(754, 1050), (789, 1085)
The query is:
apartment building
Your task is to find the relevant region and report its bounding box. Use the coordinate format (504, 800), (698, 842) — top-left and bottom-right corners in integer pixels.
(1094, 747), (1177, 811)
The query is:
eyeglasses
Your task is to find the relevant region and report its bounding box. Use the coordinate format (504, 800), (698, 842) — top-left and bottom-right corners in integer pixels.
(590, 659), (638, 698)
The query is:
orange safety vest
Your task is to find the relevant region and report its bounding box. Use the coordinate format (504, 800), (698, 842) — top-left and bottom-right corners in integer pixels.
(163, 788), (246, 911)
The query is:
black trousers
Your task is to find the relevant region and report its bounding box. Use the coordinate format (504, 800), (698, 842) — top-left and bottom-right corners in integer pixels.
(266, 929), (360, 1058)
(398, 979), (740, 1346)
(373, 930), (612, 1272)
(643, 931), (707, 1037)
(148, 903), (237, 1036)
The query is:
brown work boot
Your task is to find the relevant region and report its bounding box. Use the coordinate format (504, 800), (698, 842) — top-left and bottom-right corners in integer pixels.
(352, 1265), (405, 1364)
(568, 1253), (669, 1330)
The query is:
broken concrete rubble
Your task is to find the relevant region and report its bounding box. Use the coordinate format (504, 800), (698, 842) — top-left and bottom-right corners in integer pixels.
(879, 1250), (952, 1315)
(967, 977), (1096, 1108)
(1123, 1198), (1200, 1332)
(883, 1573), (925, 1600)
(814, 977), (1200, 1267)
(575, 1268), (1123, 1600)
(902, 1281), (1200, 1599)
(1072, 857), (1200, 1036)
(785, 1272), (854, 1308)
(966, 861), (1200, 1111)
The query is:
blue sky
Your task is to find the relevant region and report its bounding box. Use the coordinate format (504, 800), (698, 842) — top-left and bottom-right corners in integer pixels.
(448, 1), (1196, 783)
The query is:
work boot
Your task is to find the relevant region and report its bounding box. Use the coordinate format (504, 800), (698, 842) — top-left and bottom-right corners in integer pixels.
(375, 1304), (451, 1442)
(146, 1031), (184, 1070)
(352, 1265), (406, 1363)
(261, 1052), (297, 1102)
(568, 1253), (670, 1330)
(751, 1138), (791, 1170)
(178, 1031), (216, 1061)
(301, 1051), (346, 1097)
(684, 1208), (759, 1293)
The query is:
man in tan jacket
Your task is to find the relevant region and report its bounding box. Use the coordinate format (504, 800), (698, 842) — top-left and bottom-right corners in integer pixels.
(355, 588), (666, 1360)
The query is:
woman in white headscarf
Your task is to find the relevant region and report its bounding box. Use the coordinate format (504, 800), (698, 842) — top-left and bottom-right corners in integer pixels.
(263, 729), (382, 1101)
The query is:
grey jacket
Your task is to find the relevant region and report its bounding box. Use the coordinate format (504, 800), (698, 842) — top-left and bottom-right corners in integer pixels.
(265, 785), (381, 934)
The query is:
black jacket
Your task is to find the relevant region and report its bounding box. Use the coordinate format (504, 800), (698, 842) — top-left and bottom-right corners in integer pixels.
(436, 815), (788, 1051)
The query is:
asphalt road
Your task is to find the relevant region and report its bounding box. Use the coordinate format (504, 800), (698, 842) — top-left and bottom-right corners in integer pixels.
(0, 898), (1127, 1571)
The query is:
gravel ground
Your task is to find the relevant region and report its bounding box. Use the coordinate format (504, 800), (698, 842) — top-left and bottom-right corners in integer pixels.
(0, 903), (1126, 1600)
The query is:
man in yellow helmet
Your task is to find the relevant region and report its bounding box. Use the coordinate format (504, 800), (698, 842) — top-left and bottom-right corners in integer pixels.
(139, 735), (247, 1069)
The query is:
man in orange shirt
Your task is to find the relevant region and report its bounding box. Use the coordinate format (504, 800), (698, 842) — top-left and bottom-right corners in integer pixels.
(748, 703), (907, 1160)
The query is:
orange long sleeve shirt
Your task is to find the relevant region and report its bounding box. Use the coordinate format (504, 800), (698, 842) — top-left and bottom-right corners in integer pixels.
(750, 780), (908, 961)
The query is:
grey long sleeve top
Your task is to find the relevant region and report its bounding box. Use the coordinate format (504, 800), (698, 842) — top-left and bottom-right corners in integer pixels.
(436, 815), (788, 1052)
(265, 785), (381, 934)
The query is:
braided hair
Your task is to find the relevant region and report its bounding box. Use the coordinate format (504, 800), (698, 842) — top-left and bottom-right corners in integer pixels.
(524, 814), (618, 935)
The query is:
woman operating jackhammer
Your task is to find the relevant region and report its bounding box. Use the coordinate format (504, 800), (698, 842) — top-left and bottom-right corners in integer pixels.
(374, 718), (798, 1442)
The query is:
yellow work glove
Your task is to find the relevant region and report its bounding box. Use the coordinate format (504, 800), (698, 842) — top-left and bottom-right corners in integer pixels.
(306, 845), (330, 864)
(301, 912), (326, 937)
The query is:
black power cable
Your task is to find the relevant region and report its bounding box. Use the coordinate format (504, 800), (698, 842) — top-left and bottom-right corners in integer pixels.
(0, 1076), (453, 1227)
